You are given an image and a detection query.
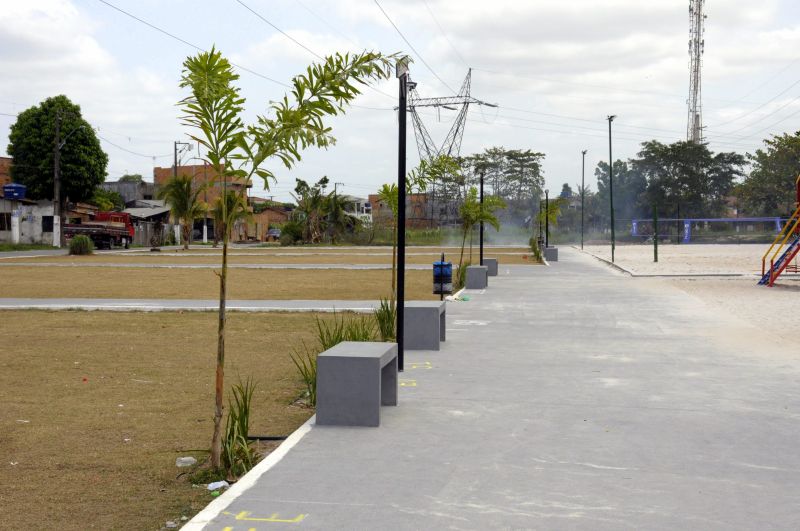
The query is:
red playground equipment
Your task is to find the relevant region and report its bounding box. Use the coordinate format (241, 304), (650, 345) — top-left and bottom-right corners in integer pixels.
(760, 174), (800, 286)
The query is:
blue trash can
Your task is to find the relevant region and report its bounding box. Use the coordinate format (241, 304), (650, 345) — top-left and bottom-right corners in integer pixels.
(433, 260), (453, 295)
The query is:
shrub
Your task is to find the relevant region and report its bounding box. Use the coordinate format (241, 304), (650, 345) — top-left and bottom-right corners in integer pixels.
(529, 237), (543, 262)
(290, 343), (318, 406)
(374, 298), (396, 342)
(280, 220), (303, 246)
(68, 235), (94, 255)
(455, 261), (470, 290)
(222, 378), (257, 480)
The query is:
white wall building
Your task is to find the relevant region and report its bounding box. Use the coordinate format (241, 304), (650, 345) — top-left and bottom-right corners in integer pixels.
(0, 197), (56, 245)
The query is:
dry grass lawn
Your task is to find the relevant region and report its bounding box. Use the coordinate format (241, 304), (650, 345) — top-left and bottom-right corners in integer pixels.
(1, 246), (537, 266)
(0, 311), (321, 530)
(0, 267), (438, 300)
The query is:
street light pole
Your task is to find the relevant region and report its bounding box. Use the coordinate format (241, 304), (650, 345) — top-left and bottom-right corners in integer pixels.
(396, 58), (410, 373)
(479, 170), (484, 266)
(544, 188), (549, 248)
(607, 115), (616, 263)
(581, 149), (587, 250)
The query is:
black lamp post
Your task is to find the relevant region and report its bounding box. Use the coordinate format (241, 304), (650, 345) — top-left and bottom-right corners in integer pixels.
(396, 57), (410, 373)
(581, 149), (587, 250)
(544, 188), (549, 248)
(607, 115), (616, 263)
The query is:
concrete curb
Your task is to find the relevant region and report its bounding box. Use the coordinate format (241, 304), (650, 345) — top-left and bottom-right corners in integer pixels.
(573, 246), (758, 278)
(182, 416), (316, 530)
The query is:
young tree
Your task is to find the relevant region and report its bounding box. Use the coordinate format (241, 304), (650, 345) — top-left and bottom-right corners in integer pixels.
(157, 174), (208, 250)
(91, 188), (125, 211)
(457, 186), (506, 273)
(179, 47), (392, 471)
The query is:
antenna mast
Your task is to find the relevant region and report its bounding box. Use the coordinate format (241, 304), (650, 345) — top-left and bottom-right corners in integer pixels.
(687, 0), (706, 143)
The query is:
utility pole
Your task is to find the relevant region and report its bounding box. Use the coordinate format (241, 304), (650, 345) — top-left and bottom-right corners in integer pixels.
(479, 170), (484, 266)
(53, 111), (62, 248)
(396, 57), (410, 373)
(581, 149), (587, 250)
(173, 141), (191, 178)
(607, 115), (616, 263)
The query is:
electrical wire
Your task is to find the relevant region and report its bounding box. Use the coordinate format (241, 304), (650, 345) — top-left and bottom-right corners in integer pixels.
(235, 0), (323, 60)
(708, 76), (800, 129)
(96, 0), (291, 88)
(372, 0), (458, 95)
(420, 0), (468, 68)
(97, 134), (172, 159)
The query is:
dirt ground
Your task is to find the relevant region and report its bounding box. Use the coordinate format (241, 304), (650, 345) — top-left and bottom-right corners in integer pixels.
(0, 267), (438, 300)
(0, 311), (321, 530)
(582, 243), (782, 275)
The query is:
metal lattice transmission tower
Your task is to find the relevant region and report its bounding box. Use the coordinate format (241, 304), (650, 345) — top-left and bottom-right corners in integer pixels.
(687, 0), (706, 142)
(408, 69), (496, 226)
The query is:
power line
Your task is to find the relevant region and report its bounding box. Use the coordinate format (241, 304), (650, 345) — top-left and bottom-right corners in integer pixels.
(97, 134), (172, 159)
(372, 0), (457, 95)
(420, 0), (468, 68)
(293, 0), (359, 48)
(233, 0), (395, 103)
(235, 0), (323, 60)
(96, 0), (291, 88)
(709, 76), (800, 129)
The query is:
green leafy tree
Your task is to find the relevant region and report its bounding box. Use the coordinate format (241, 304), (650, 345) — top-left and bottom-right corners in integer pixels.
(157, 174), (208, 250)
(737, 132), (800, 216)
(7, 95), (107, 203)
(595, 159), (647, 222)
(178, 47), (392, 471)
(633, 140), (744, 218)
(91, 188), (125, 211)
(118, 173), (143, 183)
(292, 176), (330, 243)
(213, 190), (252, 244)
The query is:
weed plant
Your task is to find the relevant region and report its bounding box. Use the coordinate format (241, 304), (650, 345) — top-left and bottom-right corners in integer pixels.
(222, 378), (257, 480)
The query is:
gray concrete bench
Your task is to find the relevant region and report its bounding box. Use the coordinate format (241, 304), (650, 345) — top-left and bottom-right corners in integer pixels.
(316, 341), (398, 427)
(483, 258), (498, 276)
(404, 301), (446, 350)
(466, 265), (488, 289)
(544, 246), (558, 262)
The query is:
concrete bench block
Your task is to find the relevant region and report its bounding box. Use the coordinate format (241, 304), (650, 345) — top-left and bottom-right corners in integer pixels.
(544, 246), (559, 262)
(483, 258), (498, 276)
(404, 301), (446, 350)
(466, 265), (488, 289)
(316, 341), (398, 427)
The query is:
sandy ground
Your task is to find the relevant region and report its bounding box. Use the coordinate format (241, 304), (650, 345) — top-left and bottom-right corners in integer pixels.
(578, 244), (800, 346)
(581, 243), (786, 275)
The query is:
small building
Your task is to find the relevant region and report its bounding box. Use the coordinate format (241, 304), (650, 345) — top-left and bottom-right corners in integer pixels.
(100, 179), (156, 205)
(0, 195), (56, 245)
(0, 157), (11, 188)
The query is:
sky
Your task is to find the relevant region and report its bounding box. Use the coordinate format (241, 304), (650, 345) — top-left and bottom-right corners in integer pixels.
(1, 0), (799, 202)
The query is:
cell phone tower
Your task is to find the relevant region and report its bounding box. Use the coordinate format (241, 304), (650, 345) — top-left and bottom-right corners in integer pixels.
(687, 0), (706, 143)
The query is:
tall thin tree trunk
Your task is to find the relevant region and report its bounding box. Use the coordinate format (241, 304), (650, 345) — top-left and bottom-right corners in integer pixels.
(183, 222), (190, 251)
(211, 215), (228, 469)
(458, 226), (468, 278)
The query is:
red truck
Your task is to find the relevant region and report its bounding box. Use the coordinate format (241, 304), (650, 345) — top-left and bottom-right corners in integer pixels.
(64, 212), (135, 249)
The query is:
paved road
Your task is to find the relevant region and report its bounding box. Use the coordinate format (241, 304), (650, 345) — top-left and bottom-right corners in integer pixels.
(189, 247), (800, 530)
(0, 298), (382, 312)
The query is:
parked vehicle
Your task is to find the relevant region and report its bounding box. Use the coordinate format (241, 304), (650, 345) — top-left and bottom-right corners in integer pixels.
(266, 228), (281, 242)
(64, 212), (136, 249)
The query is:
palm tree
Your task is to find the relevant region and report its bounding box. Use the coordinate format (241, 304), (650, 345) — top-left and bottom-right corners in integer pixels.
(213, 190), (252, 242)
(157, 174), (207, 250)
(457, 186), (506, 276)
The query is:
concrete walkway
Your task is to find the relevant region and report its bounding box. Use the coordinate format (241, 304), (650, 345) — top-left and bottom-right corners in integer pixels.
(189, 247), (800, 530)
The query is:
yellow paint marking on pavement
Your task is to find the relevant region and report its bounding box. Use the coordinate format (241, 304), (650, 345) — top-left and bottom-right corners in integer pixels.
(399, 379), (417, 387)
(236, 511), (306, 523)
(409, 361), (432, 370)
